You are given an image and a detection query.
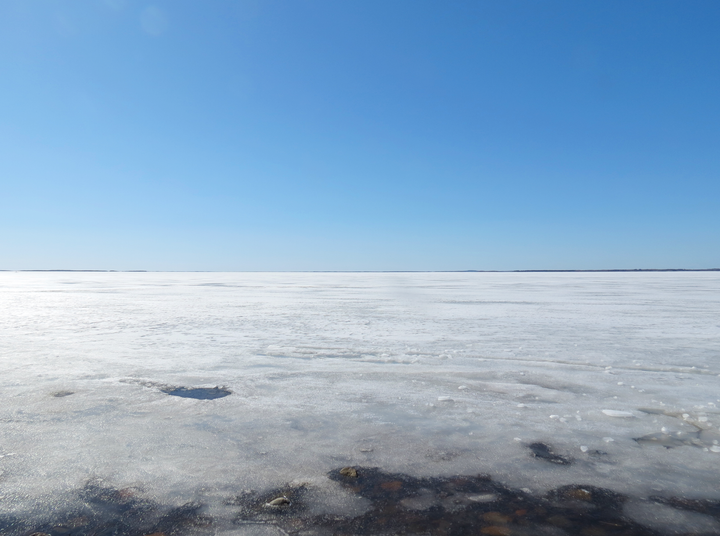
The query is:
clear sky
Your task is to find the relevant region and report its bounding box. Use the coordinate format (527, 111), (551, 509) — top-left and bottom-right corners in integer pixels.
(1, 0), (718, 271)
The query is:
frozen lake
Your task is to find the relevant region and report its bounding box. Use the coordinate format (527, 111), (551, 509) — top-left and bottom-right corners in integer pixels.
(1, 271), (719, 535)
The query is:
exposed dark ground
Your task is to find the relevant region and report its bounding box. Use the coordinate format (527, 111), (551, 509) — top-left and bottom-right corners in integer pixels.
(3, 465), (720, 536)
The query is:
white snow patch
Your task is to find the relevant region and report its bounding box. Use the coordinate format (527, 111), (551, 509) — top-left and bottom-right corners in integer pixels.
(602, 409), (635, 418)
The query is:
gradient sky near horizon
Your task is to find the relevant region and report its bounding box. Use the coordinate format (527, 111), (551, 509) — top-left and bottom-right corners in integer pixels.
(1, 0), (719, 271)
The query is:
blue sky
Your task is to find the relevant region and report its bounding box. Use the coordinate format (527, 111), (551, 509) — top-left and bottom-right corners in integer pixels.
(1, 0), (718, 270)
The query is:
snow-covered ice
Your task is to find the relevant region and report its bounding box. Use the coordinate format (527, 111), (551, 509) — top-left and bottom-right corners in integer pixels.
(1, 271), (719, 532)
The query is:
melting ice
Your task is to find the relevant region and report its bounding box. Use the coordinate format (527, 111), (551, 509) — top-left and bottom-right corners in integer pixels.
(1, 271), (719, 534)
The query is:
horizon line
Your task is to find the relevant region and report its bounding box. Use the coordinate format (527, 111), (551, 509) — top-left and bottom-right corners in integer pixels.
(2, 268), (719, 273)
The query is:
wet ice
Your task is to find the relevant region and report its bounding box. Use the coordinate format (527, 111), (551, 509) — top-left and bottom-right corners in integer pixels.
(161, 386), (232, 400)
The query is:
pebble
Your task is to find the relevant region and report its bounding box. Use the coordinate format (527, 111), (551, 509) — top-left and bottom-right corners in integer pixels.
(265, 497), (291, 507)
(340, 467), (359, 478)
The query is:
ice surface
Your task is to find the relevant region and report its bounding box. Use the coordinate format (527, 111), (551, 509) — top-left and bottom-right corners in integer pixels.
(601, 409), (635, 418)
(1, 271), (719, 533)
(624, 499), (720, 533)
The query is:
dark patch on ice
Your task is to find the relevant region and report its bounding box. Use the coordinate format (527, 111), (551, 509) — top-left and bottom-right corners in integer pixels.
(122, 379), (233, 400)
(51, 391), (74, 398)
(638, 407), (670, 416)
(634, 431), (702, 449)
(5, 470), (717, 535)
(226, 468), (666, 535)
(161, 386), (231, 399)
(528, 442), (573, 465)
(0, 481), (212, 536)
(306, 468), (657, 535)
